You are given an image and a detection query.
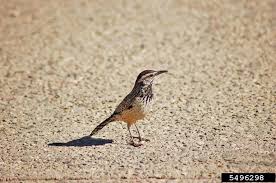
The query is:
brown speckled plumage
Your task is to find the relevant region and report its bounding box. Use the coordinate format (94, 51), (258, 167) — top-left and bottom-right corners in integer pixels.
(90, 70), (167, 146)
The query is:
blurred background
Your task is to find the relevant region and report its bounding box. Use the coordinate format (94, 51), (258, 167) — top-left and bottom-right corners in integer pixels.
(0, 0), (275, 181)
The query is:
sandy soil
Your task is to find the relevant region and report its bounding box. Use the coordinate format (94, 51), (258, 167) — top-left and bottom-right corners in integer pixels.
(0, 0), (275, 182)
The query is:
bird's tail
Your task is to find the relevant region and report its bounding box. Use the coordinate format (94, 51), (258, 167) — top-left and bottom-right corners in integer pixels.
(89, 115), (115, 136)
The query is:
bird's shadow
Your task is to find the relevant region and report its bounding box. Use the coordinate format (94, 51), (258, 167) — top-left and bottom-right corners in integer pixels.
(48, 136), (113, 147)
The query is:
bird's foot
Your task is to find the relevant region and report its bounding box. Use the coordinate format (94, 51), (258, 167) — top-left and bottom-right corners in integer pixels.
(129, 141), (143, 147)
(133, 136), (150, 142)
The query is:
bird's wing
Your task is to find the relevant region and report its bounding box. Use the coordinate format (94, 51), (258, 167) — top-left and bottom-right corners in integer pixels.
(113, 90), (139, 115)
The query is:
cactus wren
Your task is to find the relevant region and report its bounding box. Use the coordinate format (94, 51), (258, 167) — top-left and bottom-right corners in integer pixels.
(89, 70), (168, 146)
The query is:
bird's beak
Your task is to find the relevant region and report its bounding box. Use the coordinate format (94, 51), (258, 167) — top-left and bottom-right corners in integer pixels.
(155, 70), (168, 76)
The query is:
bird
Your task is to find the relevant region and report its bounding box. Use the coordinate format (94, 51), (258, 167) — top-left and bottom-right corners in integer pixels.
(89, 70), (168, 146)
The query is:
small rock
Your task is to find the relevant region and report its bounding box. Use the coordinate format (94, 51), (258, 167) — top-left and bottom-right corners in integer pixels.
(10, 9), (20, 17)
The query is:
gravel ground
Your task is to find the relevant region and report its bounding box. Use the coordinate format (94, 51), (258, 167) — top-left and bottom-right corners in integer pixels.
(0, 0), (275, 182)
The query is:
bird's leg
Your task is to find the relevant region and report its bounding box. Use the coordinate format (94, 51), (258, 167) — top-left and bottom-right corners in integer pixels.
(133, 124), (150, 142)
(127, 124), (142, 147)
(127, 125), (135, 143)
(134, 124), (142, 141)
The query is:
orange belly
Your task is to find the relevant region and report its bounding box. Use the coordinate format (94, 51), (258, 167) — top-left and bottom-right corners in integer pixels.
(117, 106), (145, 126)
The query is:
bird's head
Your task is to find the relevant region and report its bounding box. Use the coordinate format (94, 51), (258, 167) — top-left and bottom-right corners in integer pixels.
(135, 70), (168, 86)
